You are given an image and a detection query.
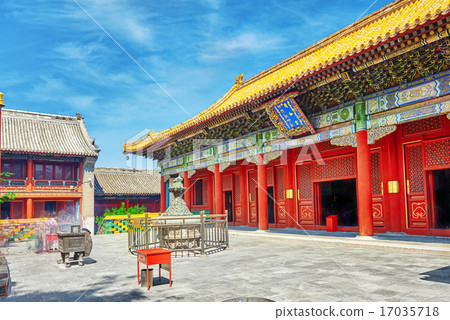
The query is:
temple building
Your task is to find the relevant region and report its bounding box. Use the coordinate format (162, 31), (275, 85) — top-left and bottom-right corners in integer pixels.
(94, 167), (160, 215)
(0, 108), (99, 239)
(124, 0), (450, 237)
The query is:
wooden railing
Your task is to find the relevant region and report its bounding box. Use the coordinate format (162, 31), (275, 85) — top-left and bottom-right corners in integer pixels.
(34, 180), (78, 188)
(1, 179), (26, 187)
(127, 211), (229, 256)
(0, 179), (79, 191)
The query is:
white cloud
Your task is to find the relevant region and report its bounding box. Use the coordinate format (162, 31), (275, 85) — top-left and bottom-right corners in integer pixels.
(199, 32), (286, 62)
(4, 0), (155, 47)
(65, 95), (97, 110)
(53, 42), (106, 61)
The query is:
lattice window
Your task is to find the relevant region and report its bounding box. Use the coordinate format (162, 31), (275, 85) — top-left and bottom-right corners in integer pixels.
(249, 172), (256, 201)
(267, 168), (274, 186)
(275, 167), (284, 200)
(294, 145), (315, 159)
(202, 179), (208, 204)
(234, 174), (240, 201)
(425, 139), (450, 168)
(370, 151), (382, 195)
(298, 163), (312, 199)
(319, 140), (341, 152)
(403, 117), (442, 136)
(313, 155), (356, 181)
(223, 175), (233, 191)
(407, 145), (424, 193)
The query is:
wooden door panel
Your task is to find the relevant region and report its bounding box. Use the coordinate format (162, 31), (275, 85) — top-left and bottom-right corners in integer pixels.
(405, 143), (428, 228)
(298, 200), (314, 225)
(275, 166), (286, 226)
(297, 163), (314, 225)
(233, 174), (241, 223)
(248, 171), (258, 224)
(372, 199), (384, 227)
(408, 198), (427, 228)
(235, 206), (242, 222)
(370, 150), (385, 227)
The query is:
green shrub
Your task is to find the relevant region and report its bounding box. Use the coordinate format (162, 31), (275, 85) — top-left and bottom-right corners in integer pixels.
(95, 203), (145, 228)
(0, 172), (16, 204)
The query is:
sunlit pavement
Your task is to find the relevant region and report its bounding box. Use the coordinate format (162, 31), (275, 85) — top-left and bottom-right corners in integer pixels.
(1, 232), (450, 302)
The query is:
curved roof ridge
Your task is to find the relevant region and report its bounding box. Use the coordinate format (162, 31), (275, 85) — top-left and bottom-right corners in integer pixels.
(94, 167), (161, 195)
(2, 109), (100, 157)
(2, 108), (78, 120)
(77, 114), (101, 154)
(240, 0), (411, 87)
(94, 167), (159, 173)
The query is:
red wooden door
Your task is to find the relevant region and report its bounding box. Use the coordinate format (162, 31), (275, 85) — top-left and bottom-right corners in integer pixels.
(233, 174), (242, 224)
(274, 166), (287, 226)
(297, 162), (314, 226)
(404, 143), (428, 229)
(222, 174), (233, 222)
(423, 137), (450, 230)
(370, 150), (385, 228)
(266, 167), (275, 225)
(248, 171), (258, 224)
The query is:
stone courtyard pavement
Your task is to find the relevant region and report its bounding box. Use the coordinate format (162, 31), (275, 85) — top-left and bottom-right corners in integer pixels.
(1, 232), (450, 302)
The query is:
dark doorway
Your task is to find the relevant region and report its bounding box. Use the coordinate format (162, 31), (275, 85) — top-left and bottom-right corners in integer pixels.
(267, 187), (275, 224)
(225, 191), (233, 222)
(320, 179), (357, 226)
(45, 201), (57, 217)
(434, 169), (450, 229)
(1, 202), (11, 219)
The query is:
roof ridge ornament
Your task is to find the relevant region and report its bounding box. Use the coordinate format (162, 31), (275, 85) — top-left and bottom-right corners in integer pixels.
(234, 73), (243, 86)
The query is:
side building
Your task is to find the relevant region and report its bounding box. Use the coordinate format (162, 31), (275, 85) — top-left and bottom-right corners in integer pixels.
(94, 167), (160, 215)
(1, 109), (99, 240)
(124, 0), (450, 237)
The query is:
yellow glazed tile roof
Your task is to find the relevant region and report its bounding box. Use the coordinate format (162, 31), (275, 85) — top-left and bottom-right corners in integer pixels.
(125, 0), (450, 153)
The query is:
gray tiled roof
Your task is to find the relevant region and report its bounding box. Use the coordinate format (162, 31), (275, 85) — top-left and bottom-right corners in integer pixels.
(94, 167), (160, 195)
(1, 109), (100, 157)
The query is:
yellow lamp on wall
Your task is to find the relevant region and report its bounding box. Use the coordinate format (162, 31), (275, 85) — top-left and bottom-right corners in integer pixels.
(286, 189), (294, 199)
(387, 181), (400, 193)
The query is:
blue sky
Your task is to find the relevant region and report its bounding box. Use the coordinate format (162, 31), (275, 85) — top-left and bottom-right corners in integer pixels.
(0, 0), (392, 168)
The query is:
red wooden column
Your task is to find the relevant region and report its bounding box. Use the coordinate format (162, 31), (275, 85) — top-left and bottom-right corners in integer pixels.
(160, 176), (166, 213)
(285, 149), (296, 228)
(257, 153), (268, 230)
(214, 164), (223, 215)
(207, 170), (214, 214)
(355, 101), (374, 236)
(382, 131), (402, 232)
(26, 198), (33, 219)
(78, 161), (83, 191)
(183, 171), (191, 210)
(26, 159), (33, 191)
(239, 161), (248, 226)
(125, 199), (130, 210)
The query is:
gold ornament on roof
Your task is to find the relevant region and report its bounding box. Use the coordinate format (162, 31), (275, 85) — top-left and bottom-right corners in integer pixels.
(235, 73), (243, 86)
(0, 92), (4, 107)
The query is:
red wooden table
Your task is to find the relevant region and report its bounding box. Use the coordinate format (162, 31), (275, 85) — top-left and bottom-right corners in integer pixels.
(136, 248), (172, 290)
(46, 234), (58, 252)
